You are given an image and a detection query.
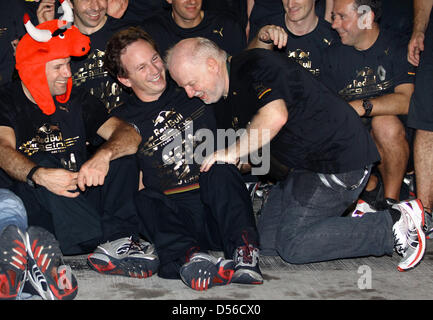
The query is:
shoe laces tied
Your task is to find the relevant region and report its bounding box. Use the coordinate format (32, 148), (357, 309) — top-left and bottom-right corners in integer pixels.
(237, 231), (256, 264)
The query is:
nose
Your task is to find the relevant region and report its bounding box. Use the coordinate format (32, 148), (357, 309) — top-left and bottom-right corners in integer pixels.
(89, 0), (101, 10)
(331, 15), (340, 29)
(62, 64), (72, 78)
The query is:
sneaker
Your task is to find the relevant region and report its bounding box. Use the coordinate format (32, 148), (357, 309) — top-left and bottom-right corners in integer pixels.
(423, 210), (433, 239)
(232, 234), (263, 284)
(25, 226), (78, 300)
(0, 225), (27, 300)
(88, 237), (159, 278)
(392, 199), (426, 272)
(179, 252), (234, 291)
(351, 199), (377, 217)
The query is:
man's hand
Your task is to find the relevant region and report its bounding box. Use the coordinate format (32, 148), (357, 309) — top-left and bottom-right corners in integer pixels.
(200, 148), (239, 172)
(257, 25), (288, 49)
(107, 0), (129, 18)
(408, 31), (425, 66)
(36, 0), (56, 24)
(77, 151), (111, 191)
(33, 167), (80, 198)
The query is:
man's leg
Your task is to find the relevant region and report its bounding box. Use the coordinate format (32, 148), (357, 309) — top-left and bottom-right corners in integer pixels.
(199, 164), (262, 285)
(414, 130), (433, 212)
(275, 168), (396, 264)
(371, 115), (409, 202)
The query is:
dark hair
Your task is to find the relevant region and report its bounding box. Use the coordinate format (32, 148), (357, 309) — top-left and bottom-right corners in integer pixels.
(353, 0), (382, 22)
(104, 26), (158, 78)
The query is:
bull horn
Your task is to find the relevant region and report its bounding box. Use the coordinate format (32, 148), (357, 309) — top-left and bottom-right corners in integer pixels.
(59, 0), (74, 24)
(23, 13), (52, 42)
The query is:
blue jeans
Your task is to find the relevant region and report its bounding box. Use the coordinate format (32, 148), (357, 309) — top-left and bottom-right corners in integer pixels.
(0, 189), (27, 233)
(257, 167), (395, 264)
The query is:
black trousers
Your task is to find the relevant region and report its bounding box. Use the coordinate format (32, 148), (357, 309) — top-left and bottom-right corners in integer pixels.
(11, 155), (140, 255)
(134, 164), (258, 279)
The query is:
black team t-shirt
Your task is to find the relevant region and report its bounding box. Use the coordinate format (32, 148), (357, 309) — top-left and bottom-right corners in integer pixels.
(249, 14), (338, 77)
(226, 49), (380, 174)
(320, 30), (415, 102)
(112, 77), (218, 195)
(71, 16), (132, 113)
(0, 81), (109, 171)
(141, 10), (246, 56)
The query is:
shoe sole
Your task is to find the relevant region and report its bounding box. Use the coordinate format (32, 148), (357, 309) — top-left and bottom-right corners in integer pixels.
(87, 252), (158, 278)
(0, 225), (27, 300)
(397, 199), (426, 272)
(25, 227), (78, 300)
(180, 259), (218, 291)
(232, 269), (263, 285)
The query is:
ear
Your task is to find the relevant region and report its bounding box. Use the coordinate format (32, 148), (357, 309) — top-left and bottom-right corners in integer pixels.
(166, 0), (173, 4)
(206, 57), (218, 74)
(117, 76), (131, 88)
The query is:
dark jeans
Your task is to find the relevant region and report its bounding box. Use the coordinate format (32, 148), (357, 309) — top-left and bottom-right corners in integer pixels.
(257, 166), (395, 264)
(11, 155), (140, 255)
(134, 164), (258, 279)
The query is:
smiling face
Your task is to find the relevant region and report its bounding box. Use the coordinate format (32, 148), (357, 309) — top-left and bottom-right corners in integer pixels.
(282, 0), (315, 23)
(45, 57), (72, 97)
(117, 39), (167, 102)
(167, 0), (203, 28)
(72, 0), (108, 34)
(331, 0), (365, 47)
(169, 56), (225, 105)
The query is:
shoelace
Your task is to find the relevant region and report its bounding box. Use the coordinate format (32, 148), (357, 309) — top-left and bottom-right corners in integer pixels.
(393, 229), (405, 255)
(237, 232), (256, 264)
(116, 237), (144, 255)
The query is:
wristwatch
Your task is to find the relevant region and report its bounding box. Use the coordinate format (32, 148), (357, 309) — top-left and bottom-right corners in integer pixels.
(26, 165), (42, 188)
(362, 99), (373, 117)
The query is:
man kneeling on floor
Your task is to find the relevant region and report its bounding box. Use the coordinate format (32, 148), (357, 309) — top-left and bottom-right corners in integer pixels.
(0, 2), (158, 287)
(165, 37), (426, 272)
(105, 26), (262, 291)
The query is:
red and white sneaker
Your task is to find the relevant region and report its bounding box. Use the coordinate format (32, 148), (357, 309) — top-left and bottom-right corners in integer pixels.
(351, 199), (377, 218)
(0, 225), (27, 300)
(25, 226), (78, 300)
(180, 252), (234, 291)
(392, 199), (426, 272)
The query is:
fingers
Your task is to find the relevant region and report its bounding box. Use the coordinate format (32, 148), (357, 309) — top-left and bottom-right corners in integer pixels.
(200, 154), (216, 172)
(77, 165), (107, 191)
(259, 25), (288, 49)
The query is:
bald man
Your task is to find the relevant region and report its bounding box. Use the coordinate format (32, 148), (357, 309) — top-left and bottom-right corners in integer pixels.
(165, 37), (426, 271)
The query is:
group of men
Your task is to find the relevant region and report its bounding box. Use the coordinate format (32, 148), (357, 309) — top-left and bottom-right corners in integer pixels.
(0, 0), (431, 300)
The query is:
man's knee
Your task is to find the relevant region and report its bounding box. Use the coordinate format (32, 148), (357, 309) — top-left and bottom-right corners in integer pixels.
(371, 116), (407, 146)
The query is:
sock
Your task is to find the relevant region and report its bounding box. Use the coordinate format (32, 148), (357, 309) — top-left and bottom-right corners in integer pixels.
(388, 208), (401, 224)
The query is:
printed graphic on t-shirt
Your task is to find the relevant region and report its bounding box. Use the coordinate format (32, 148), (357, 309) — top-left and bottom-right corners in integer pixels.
(72, 49), (123, 112)
(139, 105), (207, 186)
(339, 65), (393, 101)
(18, 123), (79, 156)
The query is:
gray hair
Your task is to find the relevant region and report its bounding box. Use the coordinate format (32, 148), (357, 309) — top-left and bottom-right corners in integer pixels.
(165, 37), (227, 69)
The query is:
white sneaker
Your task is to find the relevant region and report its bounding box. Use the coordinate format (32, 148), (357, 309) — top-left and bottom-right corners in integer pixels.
(351, 199), (377, 217)
(87, 237), (159, 278)
(391, 199), (426, 272)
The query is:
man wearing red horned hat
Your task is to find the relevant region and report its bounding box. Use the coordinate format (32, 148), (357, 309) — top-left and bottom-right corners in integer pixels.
(0, 0), (159, 297)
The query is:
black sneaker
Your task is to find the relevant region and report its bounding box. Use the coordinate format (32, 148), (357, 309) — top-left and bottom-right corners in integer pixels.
(88, 237), (159, 278)
(25, 226), (78, 300)
(359, 174), (384, 210)
(0, 225), (27, 300)
(232, 234), (263, 285)
(180, 252), (234, 291)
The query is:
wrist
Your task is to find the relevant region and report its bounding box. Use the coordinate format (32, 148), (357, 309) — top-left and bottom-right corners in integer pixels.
(26, 165), (42, 188)
(362, 98), (373, 117)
